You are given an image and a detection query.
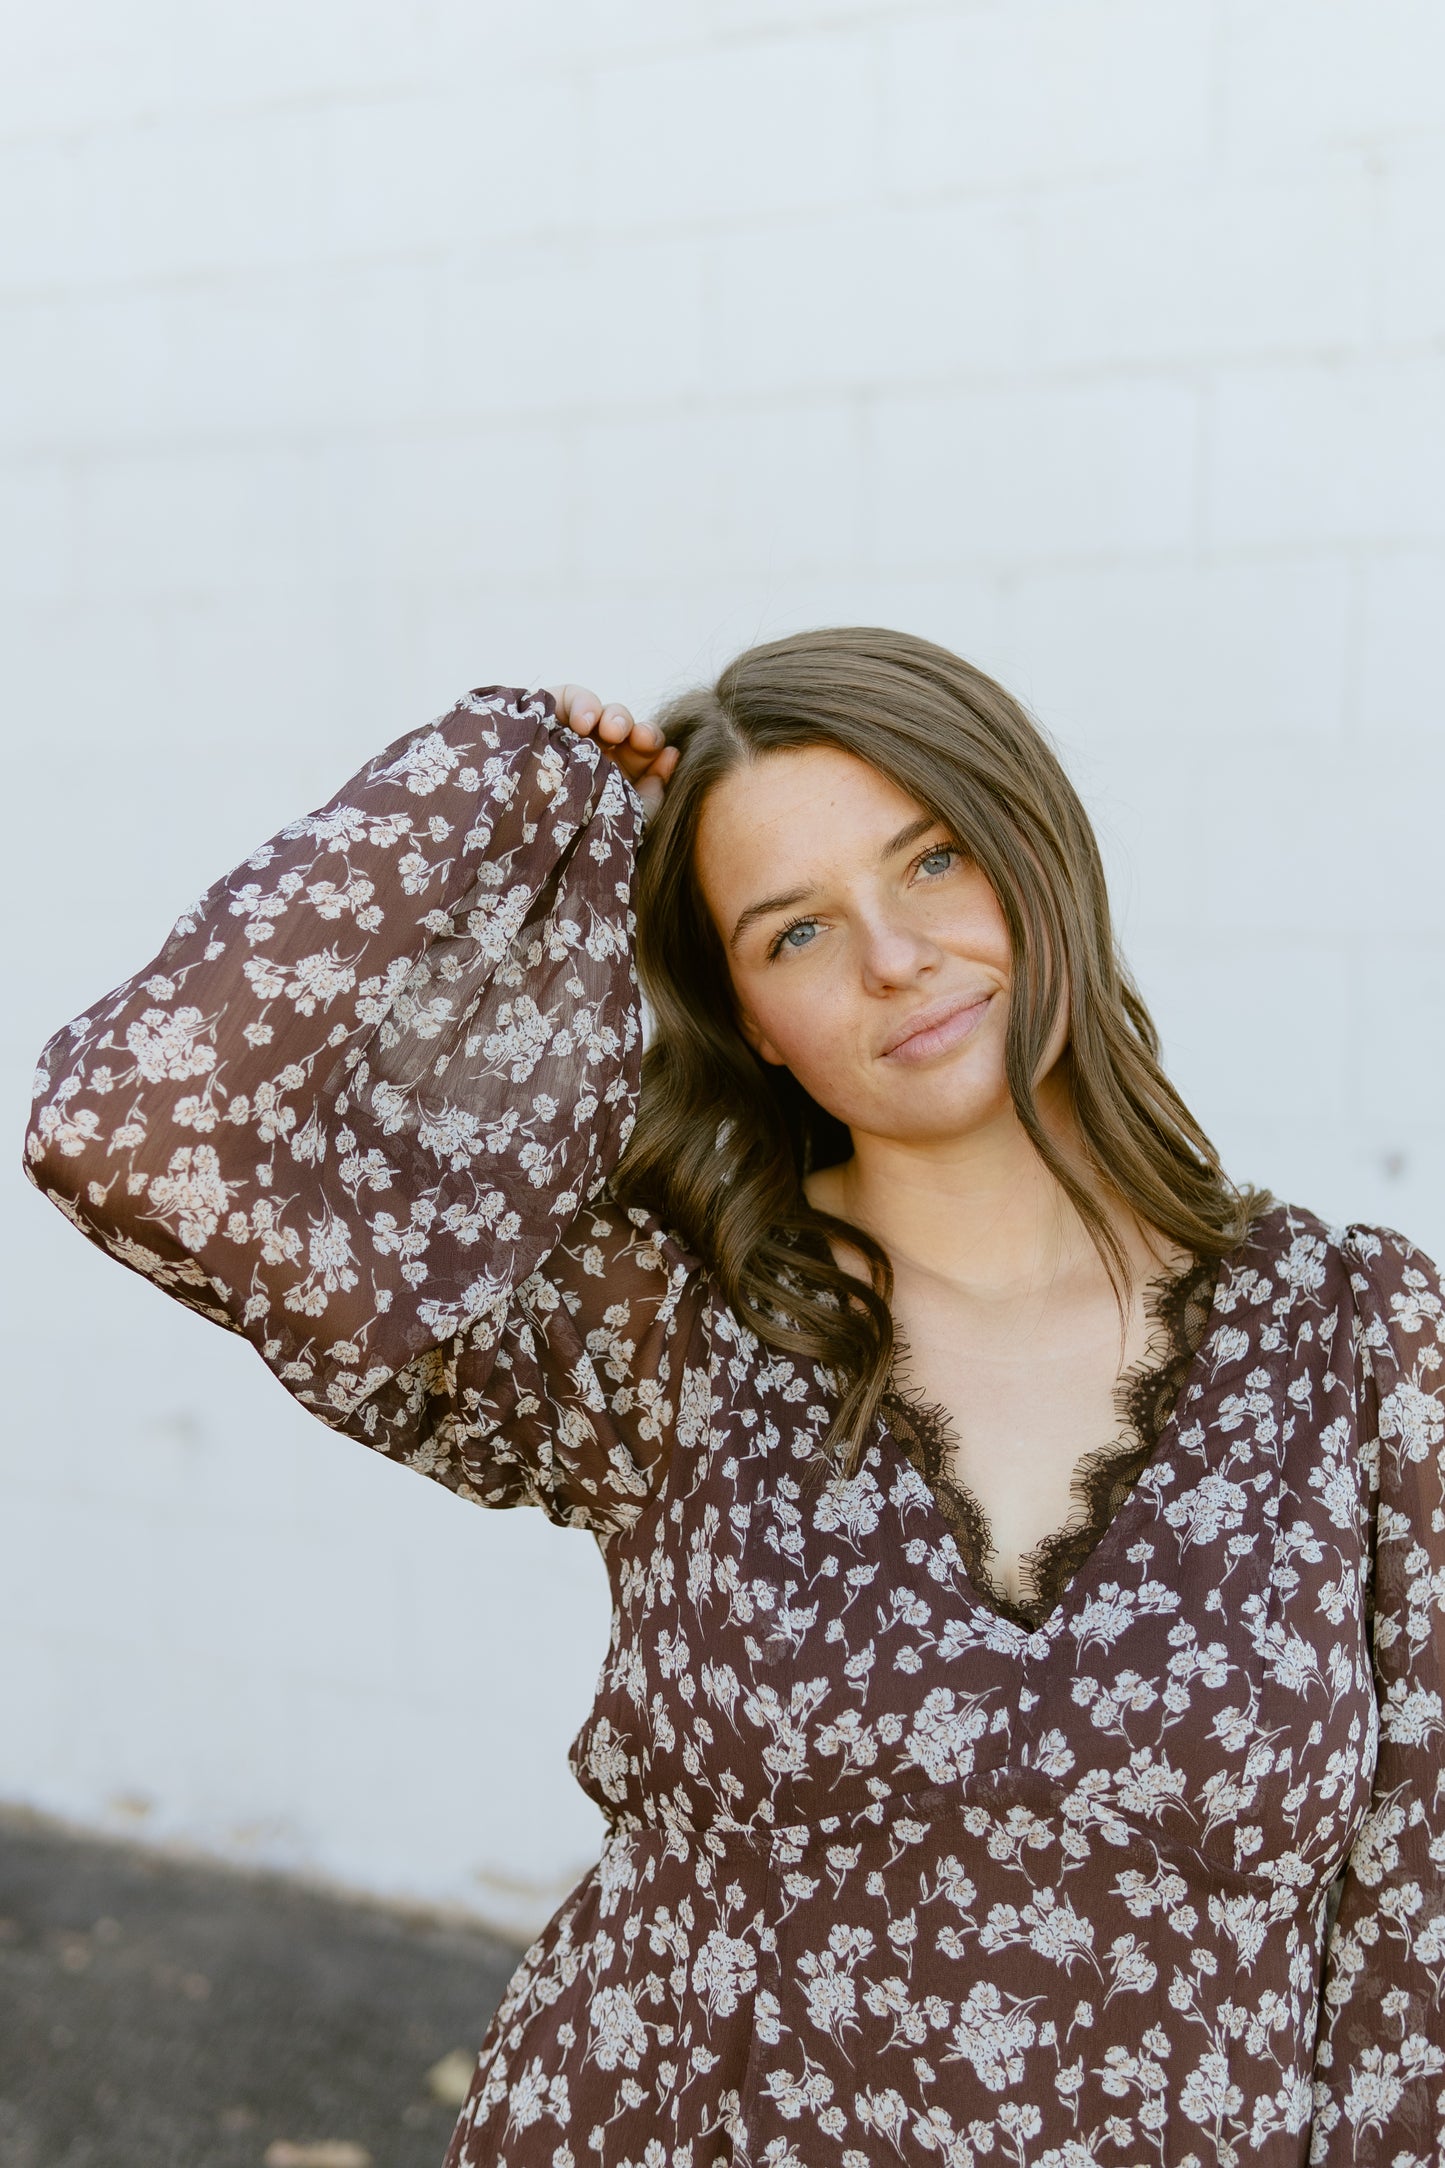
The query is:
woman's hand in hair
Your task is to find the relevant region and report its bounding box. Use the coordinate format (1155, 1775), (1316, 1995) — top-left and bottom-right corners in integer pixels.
(544, 683), (679, 819)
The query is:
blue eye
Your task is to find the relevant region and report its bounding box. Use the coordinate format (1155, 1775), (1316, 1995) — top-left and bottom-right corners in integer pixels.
(769, 917), (818, 959)
(919, 845), (958, 877)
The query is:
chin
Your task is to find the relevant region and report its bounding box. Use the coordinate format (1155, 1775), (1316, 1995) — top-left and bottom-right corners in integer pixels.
(863, 1086), (1012, 1146)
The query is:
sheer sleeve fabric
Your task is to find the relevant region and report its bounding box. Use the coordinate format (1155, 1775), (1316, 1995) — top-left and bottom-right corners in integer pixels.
(1308, 1222), (1445, 2164)
(23, 683), (697, 1532)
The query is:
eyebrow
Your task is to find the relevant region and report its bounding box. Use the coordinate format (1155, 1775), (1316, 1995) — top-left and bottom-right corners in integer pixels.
(728, 813), (941, 953)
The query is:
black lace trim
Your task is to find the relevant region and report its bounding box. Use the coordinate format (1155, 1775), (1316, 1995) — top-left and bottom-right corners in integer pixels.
(883, 1250), (1223, 1632)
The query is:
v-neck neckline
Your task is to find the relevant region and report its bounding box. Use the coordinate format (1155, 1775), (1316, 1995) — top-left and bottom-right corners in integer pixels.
(879, 1237), (1246, 1643)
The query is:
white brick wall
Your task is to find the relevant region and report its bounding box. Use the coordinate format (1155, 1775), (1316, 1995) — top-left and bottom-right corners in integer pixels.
(3, 0), (1442, 1935)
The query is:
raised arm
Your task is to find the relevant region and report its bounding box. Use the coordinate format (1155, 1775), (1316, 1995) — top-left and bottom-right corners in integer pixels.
(24, 683), (697, 1528)
(1308, 1222), (1445, 2163)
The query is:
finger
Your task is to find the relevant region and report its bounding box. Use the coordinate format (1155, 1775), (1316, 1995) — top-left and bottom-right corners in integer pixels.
(635, 772), (666, 820)
(614, 720), (662, 770)
(596, 705), (636, 743)
(643, 745), (679, 783)
(612, 739), (658, 782)
(619, 741), (680, 793)
(551, 684), (604, 733)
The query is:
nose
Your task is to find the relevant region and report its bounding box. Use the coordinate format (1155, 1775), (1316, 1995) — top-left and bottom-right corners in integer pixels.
(854, 903), (940, 994)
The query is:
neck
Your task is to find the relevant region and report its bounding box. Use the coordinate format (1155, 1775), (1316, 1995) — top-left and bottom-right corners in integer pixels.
(812, 1068), (1156, 1304)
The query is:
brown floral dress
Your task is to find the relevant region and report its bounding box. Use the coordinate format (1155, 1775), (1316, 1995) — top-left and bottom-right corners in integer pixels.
(23, 684), (1445, 2168)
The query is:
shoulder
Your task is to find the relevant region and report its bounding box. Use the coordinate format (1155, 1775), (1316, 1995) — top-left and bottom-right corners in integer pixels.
(1228, 1197), (1437, 1299)
(1239, 1200), (1445, 1376)
(548, 1183), (707, 1321)
(1287, 1204), (1443, 1318)
(580, 1184), (702, 1273)
(1332, 1216), (1443, 1290)
(1333, 1220), (1445, 1378)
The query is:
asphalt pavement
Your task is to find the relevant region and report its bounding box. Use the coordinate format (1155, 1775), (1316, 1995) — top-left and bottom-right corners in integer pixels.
(0, 1807), (524, 2168)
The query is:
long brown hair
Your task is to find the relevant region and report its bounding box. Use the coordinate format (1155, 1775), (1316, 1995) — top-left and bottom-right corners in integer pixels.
(611, 626), (1271, 1476)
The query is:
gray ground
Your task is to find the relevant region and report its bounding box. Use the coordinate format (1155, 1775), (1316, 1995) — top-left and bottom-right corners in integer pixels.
(0, 1808), (524, 2168)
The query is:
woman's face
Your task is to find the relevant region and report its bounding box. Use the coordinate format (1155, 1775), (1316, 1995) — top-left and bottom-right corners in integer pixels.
(693, 743), (1069, 1148)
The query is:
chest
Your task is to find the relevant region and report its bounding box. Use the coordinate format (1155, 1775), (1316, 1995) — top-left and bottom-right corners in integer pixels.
(885, 1265), (1176, 1605)
(585, 1270), (1374, 1876)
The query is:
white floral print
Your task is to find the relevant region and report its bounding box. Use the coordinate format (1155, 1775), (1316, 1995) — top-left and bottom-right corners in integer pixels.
(24, 684), (1445, 2167)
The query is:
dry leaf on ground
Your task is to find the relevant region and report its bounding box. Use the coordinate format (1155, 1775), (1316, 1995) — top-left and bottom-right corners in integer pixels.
(263, 2143), (372, 2168)
(425, 2048), (475, 2106)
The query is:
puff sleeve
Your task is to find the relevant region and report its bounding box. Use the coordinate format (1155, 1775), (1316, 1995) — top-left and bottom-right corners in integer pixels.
(23, 684), (697, 1533)
(1308, 1222), (1445, 2164)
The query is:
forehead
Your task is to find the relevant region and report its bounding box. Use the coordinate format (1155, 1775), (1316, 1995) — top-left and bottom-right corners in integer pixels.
(694, 743), (929, 904)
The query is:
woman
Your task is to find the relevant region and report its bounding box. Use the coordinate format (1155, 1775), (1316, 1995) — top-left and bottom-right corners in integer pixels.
(24, 628), (1445, 2167)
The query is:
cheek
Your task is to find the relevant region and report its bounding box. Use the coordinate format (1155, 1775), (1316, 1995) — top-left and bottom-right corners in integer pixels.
(739, 971), (869, 1124)
(744, 972), (853, 1076)
(925, 875), (1013, 966)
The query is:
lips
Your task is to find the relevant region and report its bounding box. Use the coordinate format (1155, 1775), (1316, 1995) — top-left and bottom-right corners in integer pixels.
(879, 990), (993, 1059)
